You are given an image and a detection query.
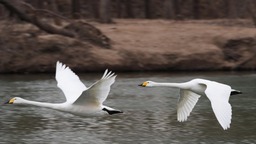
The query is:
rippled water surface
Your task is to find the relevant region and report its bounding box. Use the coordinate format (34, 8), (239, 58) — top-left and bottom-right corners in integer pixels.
(0, 72), (255, 144)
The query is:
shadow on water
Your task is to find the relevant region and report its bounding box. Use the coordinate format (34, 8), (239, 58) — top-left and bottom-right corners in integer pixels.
(0, 72), (256, 143)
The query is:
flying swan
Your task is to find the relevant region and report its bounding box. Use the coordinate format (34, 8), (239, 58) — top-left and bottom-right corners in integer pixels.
(5, 61), (123, 116)
(139, 78), (242, 130)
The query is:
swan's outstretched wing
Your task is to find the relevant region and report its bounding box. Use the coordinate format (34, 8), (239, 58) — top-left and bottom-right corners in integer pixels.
(177, 90), (201, 122)
(55, 61), (87, 103)
(204, 81), (232, 130)
(73, 69), (116, 106)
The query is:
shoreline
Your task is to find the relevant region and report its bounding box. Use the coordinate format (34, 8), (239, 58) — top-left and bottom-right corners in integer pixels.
(0, 19), (255, 73)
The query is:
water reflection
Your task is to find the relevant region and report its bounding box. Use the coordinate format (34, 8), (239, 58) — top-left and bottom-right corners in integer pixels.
(0, 72), (255, 143)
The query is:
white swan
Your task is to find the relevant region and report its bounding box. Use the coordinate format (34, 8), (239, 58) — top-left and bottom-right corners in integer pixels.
(5, 61), (123, 116)
(139, 78), (242, 130)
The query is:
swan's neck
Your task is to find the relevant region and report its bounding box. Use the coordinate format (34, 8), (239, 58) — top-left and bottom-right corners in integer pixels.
(153, 82), (187, 89)
(19, 98), (60, 109)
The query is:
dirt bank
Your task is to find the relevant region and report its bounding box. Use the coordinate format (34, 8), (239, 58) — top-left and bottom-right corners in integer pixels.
(0, 19), (256, 73)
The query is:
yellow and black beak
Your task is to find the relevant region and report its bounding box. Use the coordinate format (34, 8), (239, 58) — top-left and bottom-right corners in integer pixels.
(138, 82), (148, 87)
(4, 98), (15, 104)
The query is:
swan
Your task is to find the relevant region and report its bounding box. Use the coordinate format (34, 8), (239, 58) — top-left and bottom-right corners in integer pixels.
(139, 78), (242, 130)
(5, 61), (123, 116)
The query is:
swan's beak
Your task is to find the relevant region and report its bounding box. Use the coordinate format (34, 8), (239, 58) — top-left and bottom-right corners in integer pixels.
(4, 98), (15, 104)
(138, 82), (148, 87)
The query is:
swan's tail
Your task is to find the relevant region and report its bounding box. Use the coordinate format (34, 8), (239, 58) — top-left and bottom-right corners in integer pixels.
(231, 89), (242, 95)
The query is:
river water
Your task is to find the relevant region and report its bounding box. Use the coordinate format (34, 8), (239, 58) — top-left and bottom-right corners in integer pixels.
(0, 72), (255, 144)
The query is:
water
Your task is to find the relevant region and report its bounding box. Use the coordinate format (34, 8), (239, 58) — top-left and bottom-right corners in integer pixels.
(0, 72), (255, 144)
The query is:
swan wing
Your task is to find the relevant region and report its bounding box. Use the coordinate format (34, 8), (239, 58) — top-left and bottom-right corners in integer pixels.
(177, 90), (201, 122)
(55, 61), (87, 103)
(204, 81), (232, 130)
(73, 69), (116, 106)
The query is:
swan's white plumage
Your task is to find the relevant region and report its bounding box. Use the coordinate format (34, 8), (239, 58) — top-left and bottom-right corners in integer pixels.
(55, 61), (87, 103)
(204, 81), (232, 130)
(139, 78), (239, 130)
(73, 69), (116, 106)
(6, 61), (122, 116)
(177, 90), (200, 122)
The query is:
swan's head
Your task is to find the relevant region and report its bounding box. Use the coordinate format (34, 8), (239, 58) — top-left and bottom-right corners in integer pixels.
(5, 97), (24, 104)
(139, 81), (155, 87)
